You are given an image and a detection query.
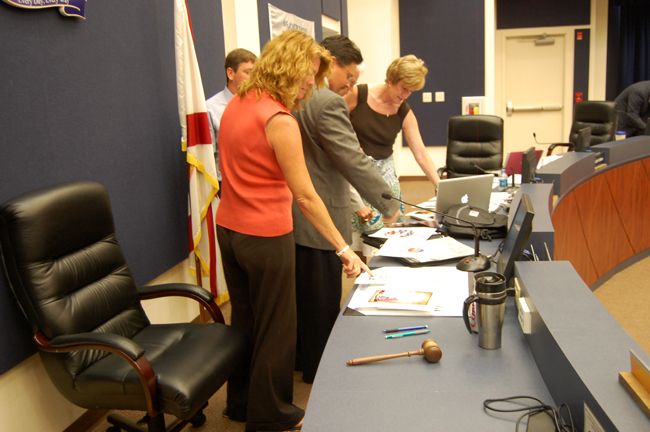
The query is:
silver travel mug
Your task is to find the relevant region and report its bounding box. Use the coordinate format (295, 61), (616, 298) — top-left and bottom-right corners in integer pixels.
(463, 272), (507, 349)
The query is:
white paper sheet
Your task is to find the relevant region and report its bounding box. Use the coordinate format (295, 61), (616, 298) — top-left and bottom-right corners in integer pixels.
(348, 267), (471, 317)
(368, 227), (438, 241)
(375, 235), (474, 261)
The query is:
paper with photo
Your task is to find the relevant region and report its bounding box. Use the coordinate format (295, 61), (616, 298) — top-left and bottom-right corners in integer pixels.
(348, 267), (470, 316)
(375, 235), (474, 261)
(368, 227), (438, 240)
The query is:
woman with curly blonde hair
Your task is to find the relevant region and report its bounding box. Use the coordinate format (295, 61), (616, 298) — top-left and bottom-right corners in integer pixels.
(344, 55), (440, 256)
(217, 30), (370, 432)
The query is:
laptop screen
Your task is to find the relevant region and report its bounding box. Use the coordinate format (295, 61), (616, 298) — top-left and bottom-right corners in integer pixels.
(435, 174), (494, 219)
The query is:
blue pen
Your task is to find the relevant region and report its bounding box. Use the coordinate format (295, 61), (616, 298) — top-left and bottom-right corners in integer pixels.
(382, 325), (428, 333)
(385, 329), (430, 339)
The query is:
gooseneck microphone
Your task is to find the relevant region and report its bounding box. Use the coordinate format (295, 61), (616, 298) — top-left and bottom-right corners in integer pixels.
(381, 193), (491, 272)
(470, 163), (515, 189)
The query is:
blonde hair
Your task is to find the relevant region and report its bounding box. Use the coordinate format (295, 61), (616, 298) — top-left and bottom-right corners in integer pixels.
(385, 55), (428, 91)
(238, 30), (332, 110)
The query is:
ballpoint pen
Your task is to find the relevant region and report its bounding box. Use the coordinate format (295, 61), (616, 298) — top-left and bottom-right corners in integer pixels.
(382, 325), (428, 333)
(385, 329), (430, 339)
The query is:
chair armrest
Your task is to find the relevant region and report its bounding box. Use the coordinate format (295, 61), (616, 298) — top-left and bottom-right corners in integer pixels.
(35, 332), (160, 416)
(48, 332), (145, 360)
(437, 166), (448, 179)
(546, 142), (575, 156)
(139, 283), (225, 324)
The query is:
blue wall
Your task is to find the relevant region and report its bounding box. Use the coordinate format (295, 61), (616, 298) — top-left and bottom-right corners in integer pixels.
(399, 1), (485, 147)
(0, 1), (224, 375)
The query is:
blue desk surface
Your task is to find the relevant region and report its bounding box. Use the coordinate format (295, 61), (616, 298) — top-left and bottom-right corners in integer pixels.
(303, 292), (553, 431)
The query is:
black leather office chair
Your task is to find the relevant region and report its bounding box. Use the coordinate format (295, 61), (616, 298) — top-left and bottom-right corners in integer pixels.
(546, 101), (618, 155)
(0, 181), (247, 432)
(437, 115), (504, 178)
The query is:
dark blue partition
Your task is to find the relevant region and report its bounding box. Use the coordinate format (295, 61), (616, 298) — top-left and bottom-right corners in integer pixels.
(0, 1), (225, 375)
(496, 0), (590, 29)
(399, 1), (485, 147)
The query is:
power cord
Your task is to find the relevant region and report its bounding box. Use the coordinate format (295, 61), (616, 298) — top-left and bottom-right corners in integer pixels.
(483, 396), (576, 432)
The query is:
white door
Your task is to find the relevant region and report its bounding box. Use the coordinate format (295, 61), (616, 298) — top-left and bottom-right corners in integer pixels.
(495, 28), (575, 156)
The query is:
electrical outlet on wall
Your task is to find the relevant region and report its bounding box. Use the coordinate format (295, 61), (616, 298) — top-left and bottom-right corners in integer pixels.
(422, 92), (432, 103)
(435, 91), (445, 102)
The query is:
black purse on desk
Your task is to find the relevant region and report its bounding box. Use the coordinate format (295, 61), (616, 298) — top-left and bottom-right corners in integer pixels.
(439, 204), (508, 240)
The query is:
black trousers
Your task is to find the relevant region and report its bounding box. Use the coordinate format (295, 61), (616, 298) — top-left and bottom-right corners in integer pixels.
(295, 244), (342, 383)
(217, 226), (304, 431)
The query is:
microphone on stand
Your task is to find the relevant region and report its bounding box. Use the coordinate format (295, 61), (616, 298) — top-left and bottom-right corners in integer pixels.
(381, 193), (491, 272)
(470, 163), (515, 189)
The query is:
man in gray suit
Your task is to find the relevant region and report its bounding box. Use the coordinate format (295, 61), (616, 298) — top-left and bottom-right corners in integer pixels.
(292, 35), (400, 383)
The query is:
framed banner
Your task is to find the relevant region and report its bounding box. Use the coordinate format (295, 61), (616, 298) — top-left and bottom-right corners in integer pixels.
(268, 3), (315, 40)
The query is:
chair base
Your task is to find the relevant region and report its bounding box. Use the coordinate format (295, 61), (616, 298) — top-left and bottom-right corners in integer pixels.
(106, 413), (186, 432)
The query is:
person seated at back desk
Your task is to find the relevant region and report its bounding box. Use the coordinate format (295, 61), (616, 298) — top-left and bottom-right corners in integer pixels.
(614, 80), (650, 138)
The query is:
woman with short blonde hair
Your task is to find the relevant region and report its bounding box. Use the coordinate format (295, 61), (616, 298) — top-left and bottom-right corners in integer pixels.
(217, 30), (368, 432)
(385, 54), (428, 91)
(344, 55), (440, 256)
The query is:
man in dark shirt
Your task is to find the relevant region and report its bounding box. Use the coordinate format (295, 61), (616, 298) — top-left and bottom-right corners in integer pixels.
(615, 81), (650, 137)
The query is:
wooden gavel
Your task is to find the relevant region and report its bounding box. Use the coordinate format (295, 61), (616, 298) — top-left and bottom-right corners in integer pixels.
(346, 339), (442, 366)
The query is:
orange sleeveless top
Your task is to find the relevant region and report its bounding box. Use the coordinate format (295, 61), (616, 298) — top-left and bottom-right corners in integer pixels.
(216, 91), (294, 237)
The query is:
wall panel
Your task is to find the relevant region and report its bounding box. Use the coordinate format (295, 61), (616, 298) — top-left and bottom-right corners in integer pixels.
(0, 1), (225, 374)
(399, 0), (485, 148)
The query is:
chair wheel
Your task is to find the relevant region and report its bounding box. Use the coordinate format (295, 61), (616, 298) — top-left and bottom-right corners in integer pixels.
(189, 411), (207, 427)
(106, 426), (121, 432)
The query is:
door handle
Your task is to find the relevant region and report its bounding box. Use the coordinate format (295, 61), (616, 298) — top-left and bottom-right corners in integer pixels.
(506, 102), (562, 116)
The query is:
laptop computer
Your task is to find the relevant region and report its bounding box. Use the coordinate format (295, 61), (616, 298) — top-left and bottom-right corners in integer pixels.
(504, 149), (543, 175)
(435, 174), (493, 220)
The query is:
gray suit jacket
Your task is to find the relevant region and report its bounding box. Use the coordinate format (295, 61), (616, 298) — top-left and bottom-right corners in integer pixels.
(292, 86), (400, 250)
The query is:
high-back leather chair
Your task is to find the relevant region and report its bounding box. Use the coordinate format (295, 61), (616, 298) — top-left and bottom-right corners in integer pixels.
(546, 101), (618, 155)
(0, 181), (247, 432)
(437, 115), (504, 178)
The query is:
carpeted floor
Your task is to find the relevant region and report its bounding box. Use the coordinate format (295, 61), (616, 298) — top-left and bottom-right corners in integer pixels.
(88, 179), (649, 432)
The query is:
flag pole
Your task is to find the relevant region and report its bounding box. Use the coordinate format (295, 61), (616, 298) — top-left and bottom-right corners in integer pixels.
(175, 0), (222, 324)
(187, 162), (207, 323)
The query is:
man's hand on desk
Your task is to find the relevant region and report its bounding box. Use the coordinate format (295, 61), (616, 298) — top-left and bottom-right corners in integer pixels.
(383, 209), (400, 224)
(355, 206), (373, 224)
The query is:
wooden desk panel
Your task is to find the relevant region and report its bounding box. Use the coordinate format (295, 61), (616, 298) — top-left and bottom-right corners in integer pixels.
(552, 157), (650, 286)
(552, 193), (599, 286)
(573, 174), (635, 279)
(604, 160), (650, 254)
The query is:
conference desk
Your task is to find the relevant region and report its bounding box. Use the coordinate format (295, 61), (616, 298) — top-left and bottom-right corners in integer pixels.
(302, 233), (557, 432)
(303, 290), (554, 431)
(303, 171), (650, 431)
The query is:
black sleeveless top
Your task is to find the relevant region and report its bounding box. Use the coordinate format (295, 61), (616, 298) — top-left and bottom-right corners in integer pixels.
(349, 84), (411, 160)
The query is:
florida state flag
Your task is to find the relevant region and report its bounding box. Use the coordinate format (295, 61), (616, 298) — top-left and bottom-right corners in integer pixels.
(173, 0), (224, 301)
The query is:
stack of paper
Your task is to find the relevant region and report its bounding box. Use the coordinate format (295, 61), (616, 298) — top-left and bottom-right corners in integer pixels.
(348, 266), (471, 317)
(371, 228), (474, 262)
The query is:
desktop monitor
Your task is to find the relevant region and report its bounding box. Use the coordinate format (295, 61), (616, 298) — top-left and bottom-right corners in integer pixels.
(497, 193), (535, 287)
(521, 146), (538, 184)
(575, 126), (592, 152)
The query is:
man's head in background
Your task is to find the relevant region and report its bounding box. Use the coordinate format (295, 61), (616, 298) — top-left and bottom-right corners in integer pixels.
(225, 48), (257, 94)
(320, 35), (364, 96)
